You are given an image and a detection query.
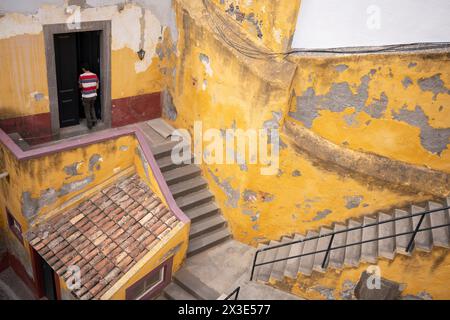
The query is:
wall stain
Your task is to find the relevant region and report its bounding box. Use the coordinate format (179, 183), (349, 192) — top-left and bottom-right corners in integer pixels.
(417, 73), (450, 100)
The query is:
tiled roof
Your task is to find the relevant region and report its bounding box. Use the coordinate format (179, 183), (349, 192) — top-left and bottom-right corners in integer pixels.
(26, 174), (180, 300)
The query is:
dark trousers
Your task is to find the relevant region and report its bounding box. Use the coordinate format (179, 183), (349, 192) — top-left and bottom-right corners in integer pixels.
(82, 97), (97, 129)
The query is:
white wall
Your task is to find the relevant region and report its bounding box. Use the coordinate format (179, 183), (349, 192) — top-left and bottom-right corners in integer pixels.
(292, 0), (450, 49)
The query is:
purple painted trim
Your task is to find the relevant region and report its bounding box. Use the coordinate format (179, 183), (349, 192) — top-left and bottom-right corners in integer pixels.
(0, 126), (190, 223)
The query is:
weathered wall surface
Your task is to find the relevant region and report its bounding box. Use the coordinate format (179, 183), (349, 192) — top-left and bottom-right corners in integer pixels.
(0, 1), (174, 139)
(210, 0), (301, 52)
(168, 0), (436, 247)
(269, 247), (450, 300)
(289, 51), (450, 174)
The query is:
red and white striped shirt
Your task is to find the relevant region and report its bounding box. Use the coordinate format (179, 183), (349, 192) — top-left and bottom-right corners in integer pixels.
(79, 72), (99, 98)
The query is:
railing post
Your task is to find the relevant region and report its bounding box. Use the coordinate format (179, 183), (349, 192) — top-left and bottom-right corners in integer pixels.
(250, 251), (259, 281)
(406, 212), (426, 253)
(321, 233), (335, 269)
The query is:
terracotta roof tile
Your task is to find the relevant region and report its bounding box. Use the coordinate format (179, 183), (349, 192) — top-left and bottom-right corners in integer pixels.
(26, 174), (179, 300)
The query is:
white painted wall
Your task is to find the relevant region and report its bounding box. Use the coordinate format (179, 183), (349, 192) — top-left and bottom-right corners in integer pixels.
(292, 0), (450, 49)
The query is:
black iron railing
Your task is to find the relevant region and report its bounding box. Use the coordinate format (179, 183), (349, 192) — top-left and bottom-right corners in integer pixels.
(224, 287), (240, 300)
(250, 204), (450, 281)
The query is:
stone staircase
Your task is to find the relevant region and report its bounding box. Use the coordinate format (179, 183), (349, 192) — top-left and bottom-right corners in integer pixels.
(254, 198), (450, 283)
(138, 121), (232, 257)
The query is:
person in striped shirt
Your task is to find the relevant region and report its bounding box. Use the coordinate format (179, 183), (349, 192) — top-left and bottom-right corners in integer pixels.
(79, 63), (99, 129)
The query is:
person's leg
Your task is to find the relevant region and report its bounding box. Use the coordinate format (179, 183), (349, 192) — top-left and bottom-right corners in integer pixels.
(90, 97), (97, 126)
(83, 98), (93, 129)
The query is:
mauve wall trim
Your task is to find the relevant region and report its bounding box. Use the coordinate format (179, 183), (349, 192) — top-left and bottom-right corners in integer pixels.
(0, 126), (190, 223)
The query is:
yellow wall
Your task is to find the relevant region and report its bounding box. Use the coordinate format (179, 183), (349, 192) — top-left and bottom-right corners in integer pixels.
(289, 52), (450, 173)
(211, 0), (301, 52)
(168, 0), (439, 246)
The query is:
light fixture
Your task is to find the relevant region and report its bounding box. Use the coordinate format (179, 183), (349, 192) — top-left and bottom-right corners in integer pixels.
(137, 48), (146, 60)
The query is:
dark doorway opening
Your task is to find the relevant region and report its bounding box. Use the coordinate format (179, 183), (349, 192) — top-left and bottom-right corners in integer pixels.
(31, 249), (58, 300)
(54, 31), (101, 128)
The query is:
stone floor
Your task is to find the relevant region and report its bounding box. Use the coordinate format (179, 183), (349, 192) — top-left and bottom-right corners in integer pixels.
(0, 268), (35, 300)
(181, 239), (301, 300)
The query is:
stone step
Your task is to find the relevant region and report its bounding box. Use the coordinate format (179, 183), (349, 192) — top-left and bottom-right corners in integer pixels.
(284, 234), (305, 279)
(163, 165), (202, 186)
(184, 202), (220, 222)
(157, 154), (193, 172)
(395, 209), (413, 255)
(164, 282), (197, 300)
(428, 201), (450, 248)
(173, 268), (220, 300)
(344, 219), (362, 267)
(189, 215), (227, 239)
(298, 231), (318, 276)
(151, 141), (181, 159)
(187, 227), (231, 257)
(155, 294), (168, 300)
(170, 176), (208, 198)
(361, 216), (378, 263)
(329, 224), (347, 269)
(176, 189), (214, 211)
(411, 205), (432, 252)
(254, 244), (266, 281)
(378, 212), (395, 260)
(257, 241), (279, 283)
(313, 227), (333, 272)
(270, 237), (292, 281)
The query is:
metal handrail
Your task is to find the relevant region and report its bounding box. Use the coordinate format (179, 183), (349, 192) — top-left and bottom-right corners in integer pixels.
(250, 204), (450, 281)
(224, 287), (240, 300)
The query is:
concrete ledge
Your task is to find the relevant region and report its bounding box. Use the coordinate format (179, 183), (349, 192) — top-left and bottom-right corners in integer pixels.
(284, 119), (450, 197)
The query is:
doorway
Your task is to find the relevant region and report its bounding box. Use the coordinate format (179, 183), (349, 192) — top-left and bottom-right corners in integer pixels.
(54, 31), (102, 128)
(31, 249), (58, 300)
(44, 21), (111, 136)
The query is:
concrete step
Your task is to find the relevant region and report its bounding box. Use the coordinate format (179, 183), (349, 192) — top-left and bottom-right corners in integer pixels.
(163, 165), (202, 186)
(378, 212), (395, 260)
(411, 205), (432, 252)
(151, 141), (181, 159)
(428, 201), (450, 248)
(270, 237), (291, 281)
(313, 227), (333, 272)
(157, 154), (192, 172)
(187, 227), (231, 257)
(298, 231), (318, 276)
(361, 216), (378, 263)
(395, 209), (413, 255)
(176, 189), (214, 211)
(169, 176), (208, 198)
(257, 241), (279, 283)
(173, 268), (220, 300)
(329, 224), (347, 269)
(189, 215), (227, 239)
(155, 294), (168, 300)
(164, 282), (197, 300)
(344, 219), (362, 267)
(184, 202), (220, 222)
(284, 234), (305, 279)
(254, 244), (266, 281)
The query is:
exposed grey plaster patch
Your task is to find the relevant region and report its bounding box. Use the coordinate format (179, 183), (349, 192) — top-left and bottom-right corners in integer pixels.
(291, 170), (301, 177)
(242, 189), (257, 202)
(340, 280), (356, 300)
(261, 192), (274, 202)
(408, 62), (417, 68)
(344, 195), (364, 209)
(313, 209), (332, 221)
(208, 168), (240, 208)
(311, 285), (335, 300)
(88, 154), (102, 172)
(290, 74), (387, 128)
(402, 76), (413, 89)
(21, 175), (94, 219)
(335, 64), (349, 73)
(403, 291), (433, 300)
(392, 105), (450, 154)
(199, 53), (209, 65)
(162, 90), (177, 121)
(252, 224), (259, 231)
(242, 209), (254, 215)
(343, 112), (359, 126)
(119, 145), (129, 151)
(417, 73), (450, 100)
(68, 0), (87, 7)
(276, 169), (284, 177)
(136, 147), (150, 180)
(34, 92), (45, 101)
(263, 111), (282, 130)
(64, 162), (81, 177)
